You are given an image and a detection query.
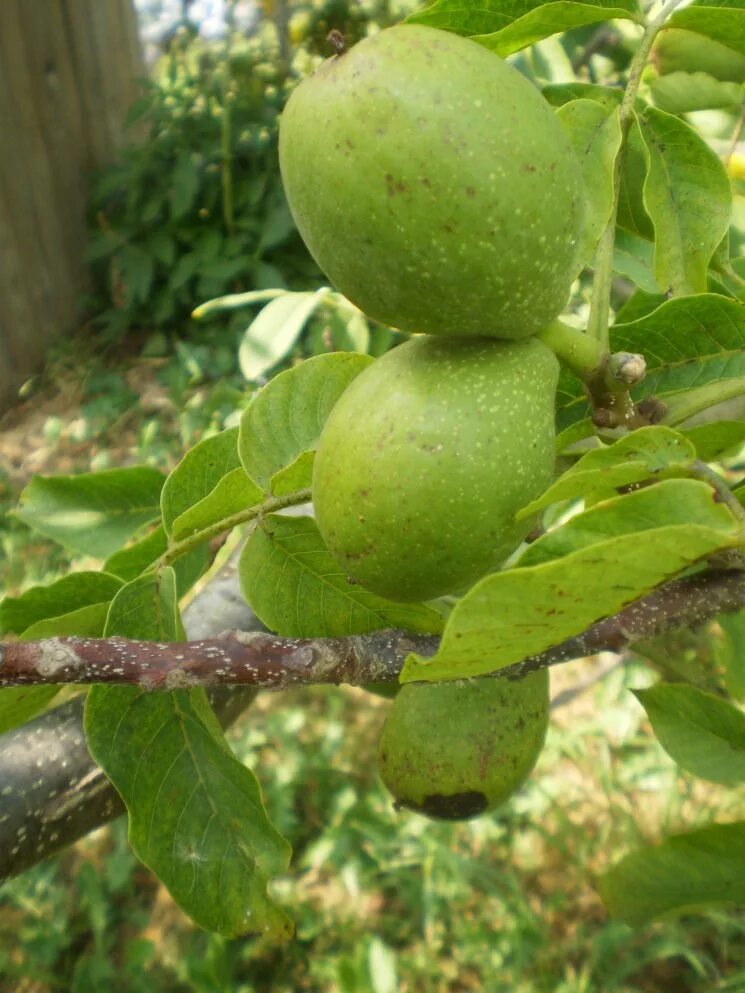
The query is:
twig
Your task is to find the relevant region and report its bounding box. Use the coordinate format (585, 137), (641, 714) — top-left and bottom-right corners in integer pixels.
(3, 570), (745, 689)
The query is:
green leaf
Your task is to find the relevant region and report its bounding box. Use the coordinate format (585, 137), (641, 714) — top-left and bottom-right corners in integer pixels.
(0, 687), (61, 735)
(669, 1), (745, 59)
(104, 524), (210, 598)
(86, 569), (293, 939)
(634, 683), (745, 785)
(615, 288), (668, 324)
(169, 152), (200, 219)
(639, 107), (732, 296)
(239, 352), (373, 490)
(102, 568), (185, 641)
(407, 0), (642, 57)
(715, 611), (745, 701)
(617, 116), (654, 243)
(20, 601), (111, 640)
(600, 820), (745, 925)
(161, 428), (242, 537)
(0, 590), (117, 734)
(556, 100), (622, 267)
(649, 71), (743, 114)
(401, 525), (739, 682)
(239, 289), (330, 381)
(517, 426), (696, 520)
(519, 478), (736, 567)
(239, 514), (443, 638)
(15, 467), (165, 558)
(0, 571), (124, 635)
(104, 525), (169, 581)
(681, 421), (745, 461)
(612, 228), (659, 294)
(171, 468), (263, 542)
(543, 82), (624, 109)
(611, 295), (745, 401)
(270, 451), (316, 496)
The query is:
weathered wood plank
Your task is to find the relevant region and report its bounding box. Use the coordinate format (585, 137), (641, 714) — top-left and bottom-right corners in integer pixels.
(0, 0), (143, 412)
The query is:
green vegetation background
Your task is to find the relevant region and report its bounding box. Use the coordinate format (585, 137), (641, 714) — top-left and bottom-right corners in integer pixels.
(2, 2), (745, 989)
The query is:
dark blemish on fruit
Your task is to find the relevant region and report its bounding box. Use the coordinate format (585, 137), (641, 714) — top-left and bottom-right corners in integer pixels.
(522, 163), (536, 173)
(417, 791), (489, 820)
(386, 174), (408, 195)
(466, 186), (476, 197)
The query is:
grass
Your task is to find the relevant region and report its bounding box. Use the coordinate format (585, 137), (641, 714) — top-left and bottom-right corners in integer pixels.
(1, 668), (745, 992)
(1, 329), (745, 992)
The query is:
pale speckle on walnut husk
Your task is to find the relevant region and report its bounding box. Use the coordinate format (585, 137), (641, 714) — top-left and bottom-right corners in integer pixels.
(279, 23), (583, 338)
(312, 336), (559, 602)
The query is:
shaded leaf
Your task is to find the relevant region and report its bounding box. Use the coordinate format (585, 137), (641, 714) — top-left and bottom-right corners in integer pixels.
(161, 428), (242, 537)
(601, 820), (745, 925)
(612, 228), (659, 293)
(557, 100), (622, 267)
(104, 525), (169, 581)
(20, 602), (111, 640)
(715, 611), (745, 701)
(86, 570), (293, 939)
(104, 524), (210, 598)
(239, 514), (443, 638)
(635, 683), (745, 785)
(617, 116), (654, 243)
(669, 1), (745, 60)
(0, 571), (123, 636)
(0, 687), (61, 736)
(649, 71), (743, 114)
(171, 468), (263, 542)
(543, 82), (624, 109)
(239, 352), (373, 490)
(681, 421), (745, 461)
(15, 467), (165, 558)
(639, 107), (732, 296)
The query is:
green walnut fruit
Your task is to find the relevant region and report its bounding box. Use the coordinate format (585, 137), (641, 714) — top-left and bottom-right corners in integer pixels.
(378, 670), (549, 820)
(312, 335), (558, 602)
(279, 24), (583, 339)
(654, 29), (745, 83)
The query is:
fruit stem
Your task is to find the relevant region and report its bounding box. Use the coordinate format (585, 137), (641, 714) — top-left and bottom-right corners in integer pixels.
(159, 487), (313, 568)
(539, 320), (647, 428)
(537, 319), (604, 378)
(585, 0), (686, 350)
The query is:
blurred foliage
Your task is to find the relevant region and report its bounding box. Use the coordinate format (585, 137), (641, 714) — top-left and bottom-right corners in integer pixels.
(86, 0), (417, 340)
(2, 670), (745, 992)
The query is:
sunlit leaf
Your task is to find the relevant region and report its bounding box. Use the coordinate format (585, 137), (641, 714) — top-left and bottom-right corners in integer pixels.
(15, 468), (165, 558)
(239, 352), (373, 490)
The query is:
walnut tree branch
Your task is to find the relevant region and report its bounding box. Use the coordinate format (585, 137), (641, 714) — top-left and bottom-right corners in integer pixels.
(2, 569), (745, 690)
